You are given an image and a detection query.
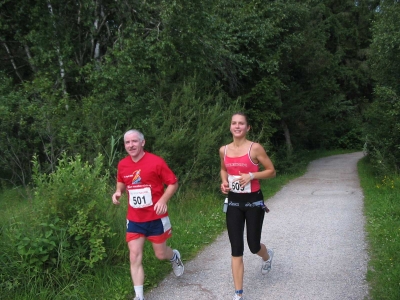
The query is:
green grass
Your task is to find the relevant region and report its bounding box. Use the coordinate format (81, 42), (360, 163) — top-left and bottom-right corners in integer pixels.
(358, 158), (400, 300)
(0, 149), (371, 299)
(0, 187), (31, 225)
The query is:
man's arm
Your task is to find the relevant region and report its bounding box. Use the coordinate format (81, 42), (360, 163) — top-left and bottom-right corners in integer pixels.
(112, 182), (126, 205)
(154, 182), (179, 215)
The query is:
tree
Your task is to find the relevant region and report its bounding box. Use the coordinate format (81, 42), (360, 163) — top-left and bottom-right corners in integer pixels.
(365, 1), (400, 172)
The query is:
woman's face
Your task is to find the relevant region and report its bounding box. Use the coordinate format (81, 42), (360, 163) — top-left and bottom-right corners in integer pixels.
(230, 114), (249, 138)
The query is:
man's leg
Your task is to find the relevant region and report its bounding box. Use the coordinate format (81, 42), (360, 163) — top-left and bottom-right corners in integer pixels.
(128, 237), (146, 286)
(152, 241), (184, 277)
(152, 240), (173, 260)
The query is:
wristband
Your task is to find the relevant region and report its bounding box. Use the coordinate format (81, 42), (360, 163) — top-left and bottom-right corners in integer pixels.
(249, 172), (254, 180)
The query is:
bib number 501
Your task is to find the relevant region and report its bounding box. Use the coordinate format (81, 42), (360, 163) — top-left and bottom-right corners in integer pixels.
(128, 187), (152, 208)
(131, 196), (147, 206)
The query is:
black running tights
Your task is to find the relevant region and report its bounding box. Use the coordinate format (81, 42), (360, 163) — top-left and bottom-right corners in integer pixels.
(226, 205), (265, 257)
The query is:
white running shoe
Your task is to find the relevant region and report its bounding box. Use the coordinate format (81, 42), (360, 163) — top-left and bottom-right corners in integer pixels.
(171, 249), (184, 277)
(133, 297), (144, 300)
(232, 293), (244, 300)
(261, 248), (274, 275)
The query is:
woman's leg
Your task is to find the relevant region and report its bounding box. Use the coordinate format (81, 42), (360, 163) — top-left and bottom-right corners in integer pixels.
(226, 206), (246, 294)
(231, 256), (244, 296)
(246, 206), (269, 259)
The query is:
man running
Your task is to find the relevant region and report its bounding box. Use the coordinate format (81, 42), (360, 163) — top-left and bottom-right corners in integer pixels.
(112, 129), (184, 300)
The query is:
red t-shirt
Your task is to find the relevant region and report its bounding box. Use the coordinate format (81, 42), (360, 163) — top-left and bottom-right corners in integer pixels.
(117, 152), (178, 222)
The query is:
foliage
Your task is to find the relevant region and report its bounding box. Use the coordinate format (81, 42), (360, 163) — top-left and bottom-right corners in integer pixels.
(144, 79), (239, 186)
(0, 153), (115, 297)
(32, 153), (114, 267)
(0, 72), (37, 186)
(0, 0), (379, 188)
(274, 0), (373, 151)
(358, 158), (400, 300)
(68, 201), (115, 268)
(13, 218), (68, 273)
(369, 2), (400, 95)
(365, 1), (400, 173)
(363, 86), (400, 174)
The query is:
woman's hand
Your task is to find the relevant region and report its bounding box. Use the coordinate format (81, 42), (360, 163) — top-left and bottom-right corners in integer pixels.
(221, 181), (230, 194)
(237, 171), (252, 187)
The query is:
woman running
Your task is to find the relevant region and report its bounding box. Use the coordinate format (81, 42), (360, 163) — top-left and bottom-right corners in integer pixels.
(219, 112), (276, 300)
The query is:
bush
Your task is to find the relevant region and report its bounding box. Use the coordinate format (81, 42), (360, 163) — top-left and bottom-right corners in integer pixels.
(32, 153), (115, 268)
(363, 86), (400, 174)
(0, 153), (115, 296)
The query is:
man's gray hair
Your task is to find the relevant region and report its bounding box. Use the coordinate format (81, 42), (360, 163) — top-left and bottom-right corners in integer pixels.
(124, 129), (145, 141)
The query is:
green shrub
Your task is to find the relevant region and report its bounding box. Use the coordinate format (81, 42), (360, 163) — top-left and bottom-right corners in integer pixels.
(0, 154), (123, 298)
(31, 153), (115, 268)
(363, 86), (400, 174)
(0, 153), (116, 297)
(68, 201), (115, 268)
(14, 218), (68, 273)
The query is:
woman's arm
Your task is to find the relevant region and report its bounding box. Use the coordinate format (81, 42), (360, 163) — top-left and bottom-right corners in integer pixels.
(219, 146), (230, 194)
(251, 143), (276, 180)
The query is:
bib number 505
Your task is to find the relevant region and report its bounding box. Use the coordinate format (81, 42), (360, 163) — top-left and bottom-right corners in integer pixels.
(231, 181), (244, 192)
(228, 175), (251, 193)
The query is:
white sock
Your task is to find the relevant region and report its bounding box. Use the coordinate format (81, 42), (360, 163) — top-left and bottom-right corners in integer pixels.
(134, 285), (144, 299)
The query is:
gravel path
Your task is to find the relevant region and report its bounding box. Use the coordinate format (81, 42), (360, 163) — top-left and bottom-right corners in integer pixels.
(145, 152), (369, 300)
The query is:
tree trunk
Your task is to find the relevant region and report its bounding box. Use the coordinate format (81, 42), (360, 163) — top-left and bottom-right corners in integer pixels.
(281, 119), (293, 156)
(47, 0), (67, 95)
(3, 42), (24, 82)
(24, 43), (37, 73)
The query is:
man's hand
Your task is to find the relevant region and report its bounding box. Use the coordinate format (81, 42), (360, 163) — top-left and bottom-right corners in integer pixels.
(112, 191), (121, 205)
(154, 200), (168, 215)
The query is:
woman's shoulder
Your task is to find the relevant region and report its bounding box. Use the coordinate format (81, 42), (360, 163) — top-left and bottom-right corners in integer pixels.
(250, 142), (267, 153)
(250, 141), (262, 147)
(219, 143), (230, 152)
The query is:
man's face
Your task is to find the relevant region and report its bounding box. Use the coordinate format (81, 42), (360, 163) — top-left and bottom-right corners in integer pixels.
(124, 132), (145, 158)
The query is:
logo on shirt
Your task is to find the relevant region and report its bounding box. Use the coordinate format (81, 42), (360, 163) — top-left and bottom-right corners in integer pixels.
(225, 162), (248, 168)
(132, 170), (142, 184)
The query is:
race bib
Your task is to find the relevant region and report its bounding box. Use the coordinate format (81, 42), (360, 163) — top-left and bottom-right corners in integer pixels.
(228, 175), (251, 193)
(128, 186), (153, 208)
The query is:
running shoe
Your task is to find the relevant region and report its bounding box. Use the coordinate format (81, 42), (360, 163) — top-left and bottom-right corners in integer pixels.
(171, 249), (184, 277)
(133, 297), (144, 300)
(232, 293), (244, 300)
(261, 248), (274, 275)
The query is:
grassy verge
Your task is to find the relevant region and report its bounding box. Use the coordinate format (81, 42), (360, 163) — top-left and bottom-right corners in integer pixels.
(0, 149), (362, 299)
(358, 158), (400, 300)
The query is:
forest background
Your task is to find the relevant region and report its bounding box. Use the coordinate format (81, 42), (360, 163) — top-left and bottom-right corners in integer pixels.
(0, 0), (399, 299)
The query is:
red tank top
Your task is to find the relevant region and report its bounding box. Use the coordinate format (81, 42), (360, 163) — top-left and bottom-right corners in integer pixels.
(224, 143), (260, 193)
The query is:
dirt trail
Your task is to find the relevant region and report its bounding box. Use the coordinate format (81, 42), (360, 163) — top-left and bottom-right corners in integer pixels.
(146, 152), (369, 300)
